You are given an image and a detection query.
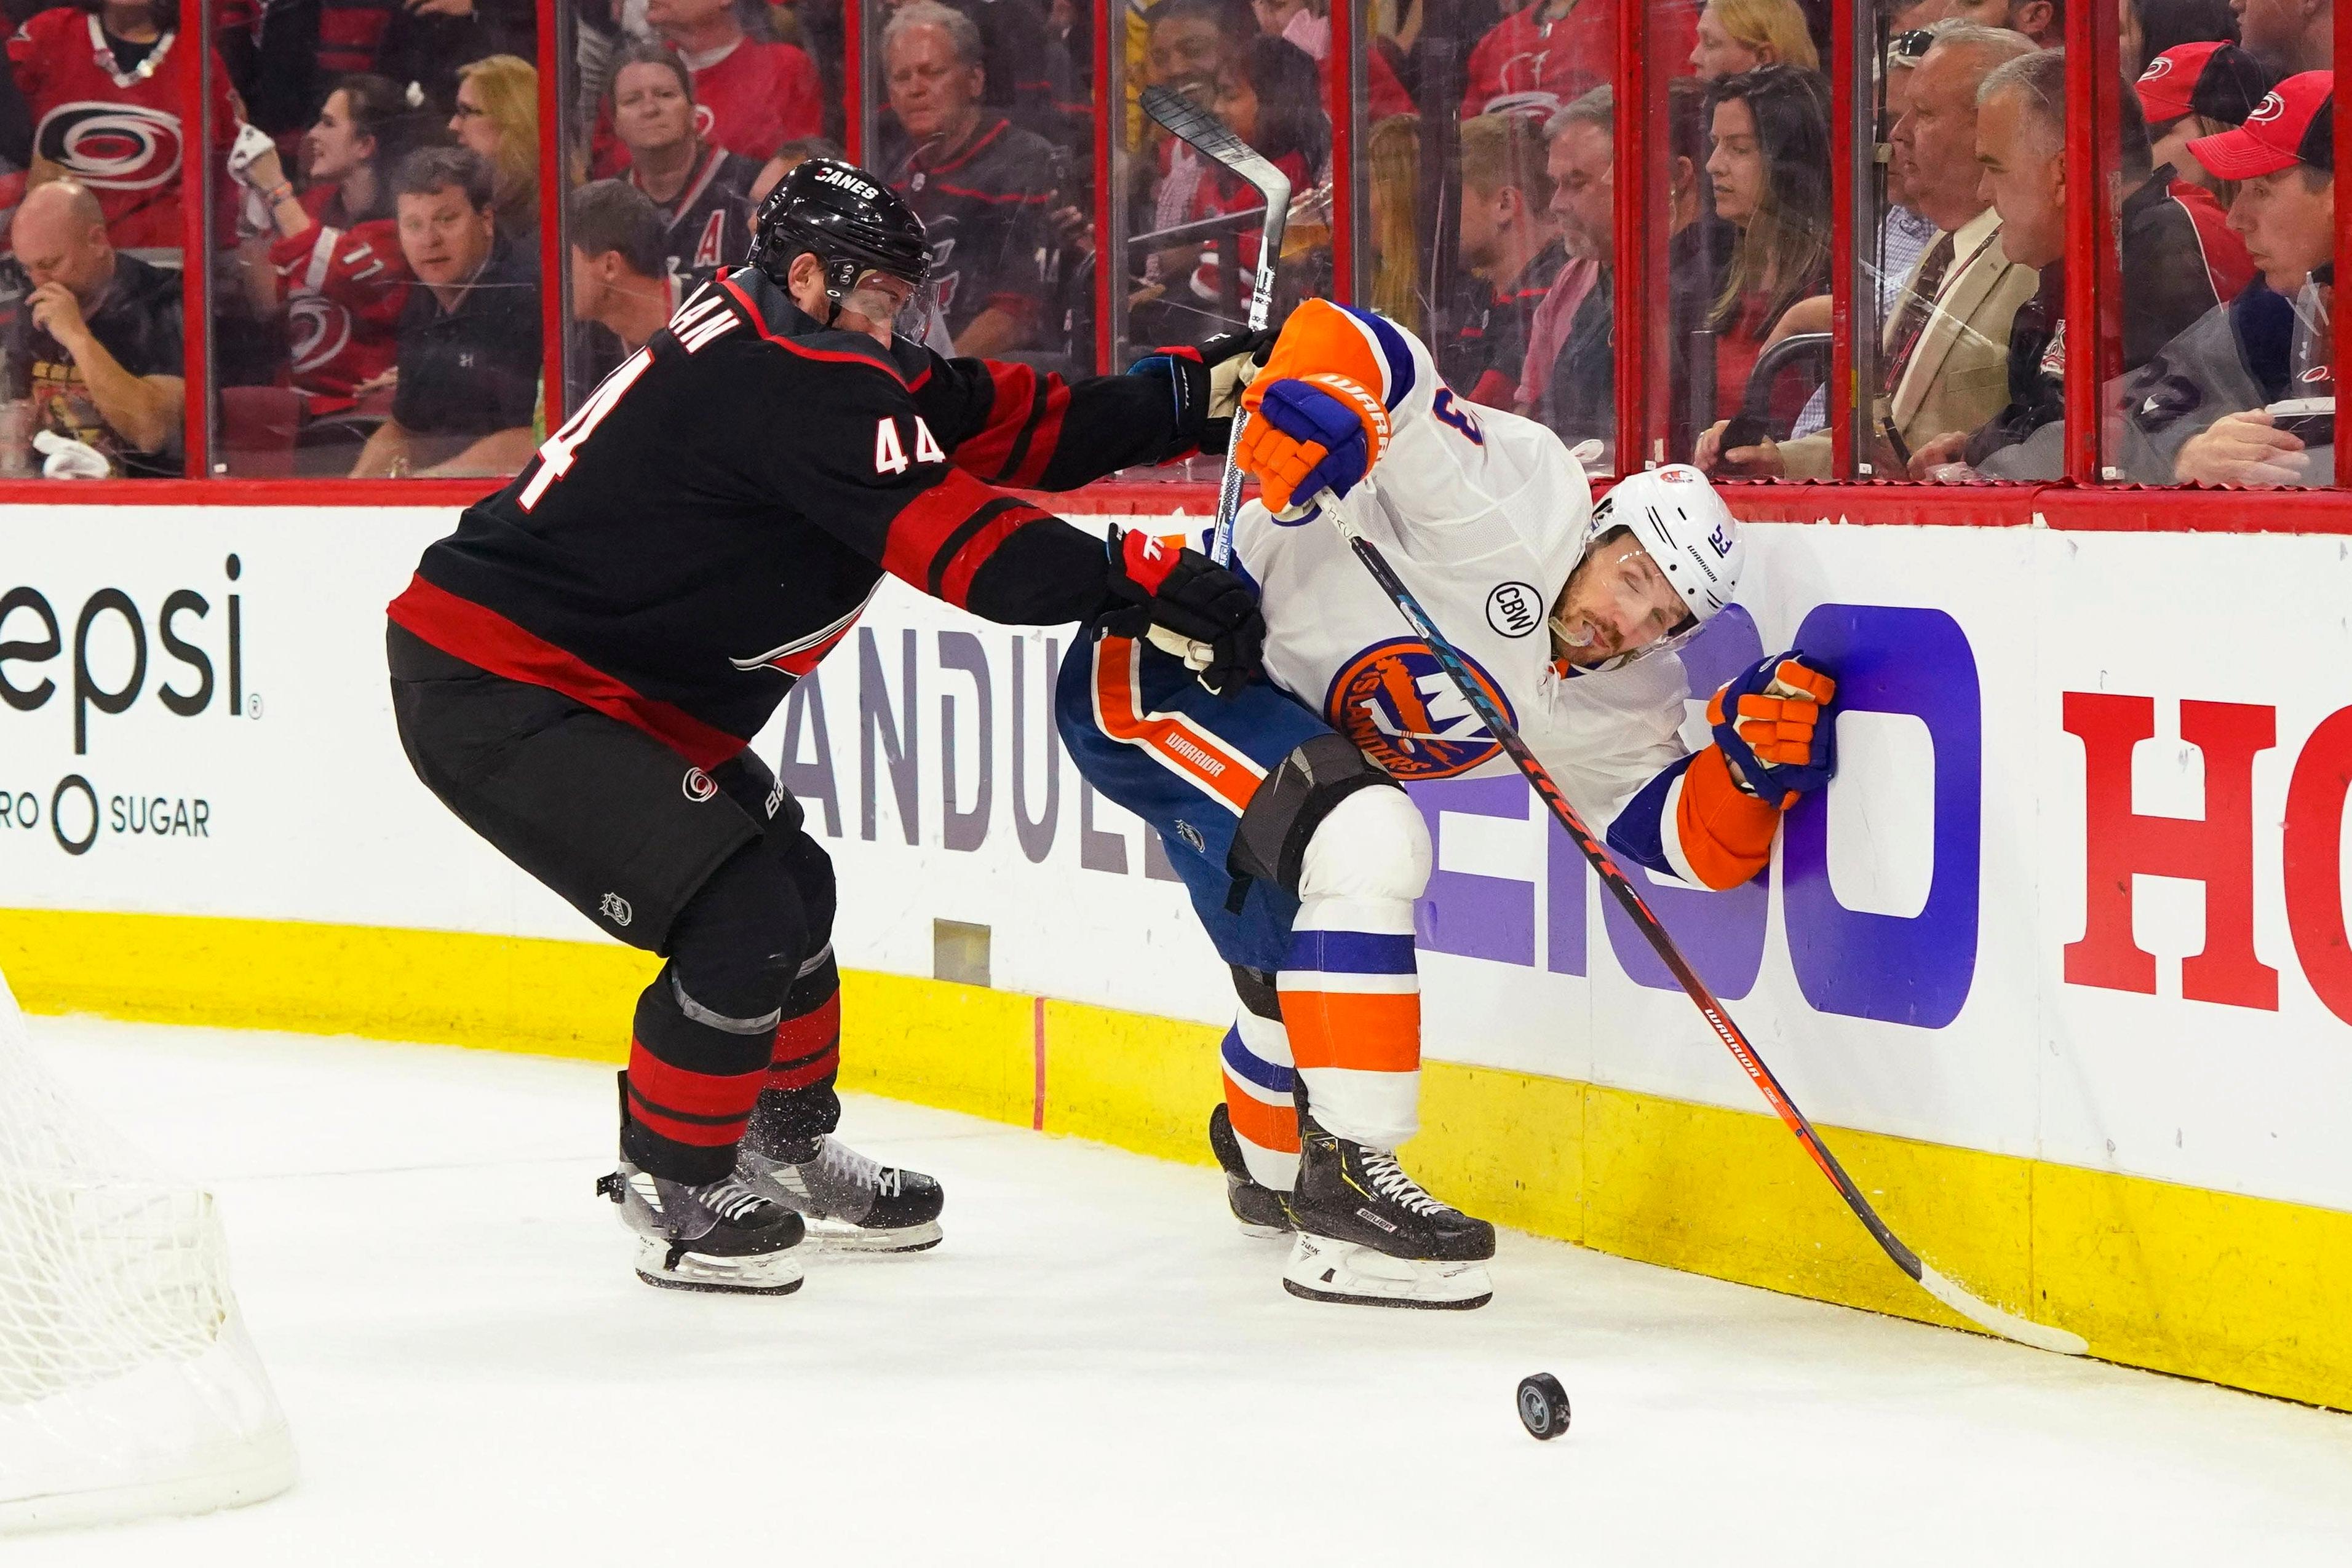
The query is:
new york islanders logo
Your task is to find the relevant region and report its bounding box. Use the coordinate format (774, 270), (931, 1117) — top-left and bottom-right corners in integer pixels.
(1325, 640), (1513, 780)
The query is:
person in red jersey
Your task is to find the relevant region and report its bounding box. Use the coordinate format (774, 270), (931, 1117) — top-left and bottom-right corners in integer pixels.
(589, 0), (824, 176)
(9, 0), (237, 257)
(232, 74), (430, 419)
(1460, 0), (1701, 120)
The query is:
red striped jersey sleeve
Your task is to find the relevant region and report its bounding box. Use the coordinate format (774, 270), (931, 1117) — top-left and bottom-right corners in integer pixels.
(920, 353), (1183, 492)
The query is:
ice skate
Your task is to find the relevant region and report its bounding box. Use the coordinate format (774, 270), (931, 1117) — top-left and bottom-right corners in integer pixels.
(1208, 1102), (1293, 1237)
(597, 1163), (806, 1294)
(735, 1101), (944, 1253)
(1281, 1115), (1493, 1310)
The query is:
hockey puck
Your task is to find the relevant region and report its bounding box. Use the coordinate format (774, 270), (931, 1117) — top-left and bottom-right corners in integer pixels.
(1516, 1373), (1570, 1440)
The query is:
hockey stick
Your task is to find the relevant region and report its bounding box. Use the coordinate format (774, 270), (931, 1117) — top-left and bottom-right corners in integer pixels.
(1140, 85), (1292, 568)
(1328, 491), (2087, 1358)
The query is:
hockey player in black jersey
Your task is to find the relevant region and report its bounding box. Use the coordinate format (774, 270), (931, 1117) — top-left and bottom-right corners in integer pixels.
(387, 159), (1266, 1294)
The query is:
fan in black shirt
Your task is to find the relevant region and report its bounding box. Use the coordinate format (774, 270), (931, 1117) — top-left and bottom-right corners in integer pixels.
(353, 147), (542, 479)
(3, 179), (183, 478)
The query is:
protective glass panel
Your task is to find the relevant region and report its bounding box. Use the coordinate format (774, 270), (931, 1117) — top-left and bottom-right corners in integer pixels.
(865, 0), (1095, 374)
(2115, 26), (2333, 486)
(206, 0), (544, 478)
(1, 0), (213, 479)
(1677, 1), (1835, 479)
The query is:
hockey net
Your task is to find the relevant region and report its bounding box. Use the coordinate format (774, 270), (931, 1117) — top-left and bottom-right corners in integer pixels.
(0, 968), (295, 1533)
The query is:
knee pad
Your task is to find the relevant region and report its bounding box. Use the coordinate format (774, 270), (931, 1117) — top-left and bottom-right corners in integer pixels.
(1231, 733), (1398, 893)
(666, 836), (812, 1024)
(773, 826), (836, 954)
(1297, 783), (1430, 906)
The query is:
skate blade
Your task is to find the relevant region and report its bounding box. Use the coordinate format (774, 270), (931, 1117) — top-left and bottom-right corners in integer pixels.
(632, 1235), (806, 1295)
(1281, 1234), (1493, 1310)
(1234, 1220), (1292, 1240)
(798, 1216), (944, 1255)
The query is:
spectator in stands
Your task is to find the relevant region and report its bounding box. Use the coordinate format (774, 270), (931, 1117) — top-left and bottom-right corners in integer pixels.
(571, 179), (678, 353)
(1444, 113), (1565, 407)
(2117, 71), (2334, 484)
(1523, 80), (1728, 455)
(594, 0), (823, 174)
(1249, 0), (1413, 117)
(1526, 89), (1613, 448)
(2138, 41), (2275, 196)
(2121, 0), (2241, 80)
(377, 0), (539, 113)
(880, 0), (1063, 148)
(882, 1), (1057, 355)
(747, 135), (845, 232)
(1909, 49), (2254, 478)
(451, 56), (541, 240)
(233, 74), (425, 422)
(1775, 18), (1949, 441)
(1696, 65), (1832, 433)
(352, 146), (540, 478)
(8, 0), (236, 258)
(2231, 0), (2331, 76)
(1180, 35), (1324, 323)
(609, 44), (758, 284)
(1947, 0), (2065, 47)
(1689, 0), (1818, 80)
(1701, 26), (2038, 477)
(1461, 0), (1701, 120)
(4, 179), (183, 478)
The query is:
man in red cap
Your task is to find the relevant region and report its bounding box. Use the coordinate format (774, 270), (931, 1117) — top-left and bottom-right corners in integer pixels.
(2113, 71), (2335, 485)
(2138, 41), (2277, 196)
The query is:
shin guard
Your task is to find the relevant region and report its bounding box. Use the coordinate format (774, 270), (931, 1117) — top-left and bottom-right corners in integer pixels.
(1277, 786), (1429, 1150)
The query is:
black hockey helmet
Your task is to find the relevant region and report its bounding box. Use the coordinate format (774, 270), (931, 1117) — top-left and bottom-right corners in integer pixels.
(749, 157), (932, 303)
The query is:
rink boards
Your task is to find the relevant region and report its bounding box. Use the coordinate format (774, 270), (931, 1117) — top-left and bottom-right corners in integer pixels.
(0, 502), (2346, 1410)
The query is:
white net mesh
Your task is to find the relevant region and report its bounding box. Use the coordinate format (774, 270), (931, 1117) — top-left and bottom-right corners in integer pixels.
(0, 970), (295, 1532)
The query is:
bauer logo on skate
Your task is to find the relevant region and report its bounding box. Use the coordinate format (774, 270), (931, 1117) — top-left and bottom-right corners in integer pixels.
(1325, 640), (1512, 780)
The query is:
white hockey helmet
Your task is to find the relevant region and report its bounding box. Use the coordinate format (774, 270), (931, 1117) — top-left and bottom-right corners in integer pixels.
(1588, 464), (1743, 625)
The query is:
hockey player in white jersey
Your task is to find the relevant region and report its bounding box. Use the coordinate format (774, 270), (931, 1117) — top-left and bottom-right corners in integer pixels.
(1056, 299), (1840, 1309)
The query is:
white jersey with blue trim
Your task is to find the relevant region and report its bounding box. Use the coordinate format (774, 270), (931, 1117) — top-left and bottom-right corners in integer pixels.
(1226, 302), (1697, 849)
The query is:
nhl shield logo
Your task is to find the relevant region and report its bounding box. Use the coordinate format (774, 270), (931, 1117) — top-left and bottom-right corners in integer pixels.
(1324, 639), (1512, 780)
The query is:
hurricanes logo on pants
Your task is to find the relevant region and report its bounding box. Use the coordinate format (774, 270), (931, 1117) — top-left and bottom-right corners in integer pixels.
(1324, 640), (1511, 780)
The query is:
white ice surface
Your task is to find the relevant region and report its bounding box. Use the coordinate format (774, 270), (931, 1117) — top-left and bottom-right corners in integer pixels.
(12, 1016), (2352, 1567)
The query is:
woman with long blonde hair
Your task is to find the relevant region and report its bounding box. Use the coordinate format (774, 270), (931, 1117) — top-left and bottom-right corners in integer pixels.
(1689, 0), (1818, 80)
(451, 55), (542, 239)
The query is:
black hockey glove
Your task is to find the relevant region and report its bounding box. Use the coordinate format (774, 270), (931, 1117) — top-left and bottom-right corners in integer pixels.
(1126, 326), (1279, 457)
(1100, 527), (1265, 696)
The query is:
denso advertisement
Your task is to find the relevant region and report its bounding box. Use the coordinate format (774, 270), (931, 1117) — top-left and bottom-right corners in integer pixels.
(1, 505), (2348, 1219)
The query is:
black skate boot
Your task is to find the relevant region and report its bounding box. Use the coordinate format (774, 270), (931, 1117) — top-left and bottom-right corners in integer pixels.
(1281, 1115), (1494, 1310)
(1207, 1103), (1292, 1237)
(734, 1095), (944, 1254)
(597, 1164), (806, 1295)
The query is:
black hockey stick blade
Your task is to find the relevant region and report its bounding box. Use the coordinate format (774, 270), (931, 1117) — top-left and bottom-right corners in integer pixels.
(1326, 490), (2087, 1359)
(1139, 85), (1295, 220)
(1138, 84), (1295, 568)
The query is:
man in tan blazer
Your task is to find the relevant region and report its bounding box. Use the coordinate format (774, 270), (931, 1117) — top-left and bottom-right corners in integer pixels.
(1696, 23), (2038, 480)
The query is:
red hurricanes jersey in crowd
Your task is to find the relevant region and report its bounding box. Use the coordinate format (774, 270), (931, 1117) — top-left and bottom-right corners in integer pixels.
(269, 186), (412, 415)
(1459, 0), (1698, 118)
(591, 37), (822, 176)
(9, 10), (237, 253)
(2162, 176), (2257, 307)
